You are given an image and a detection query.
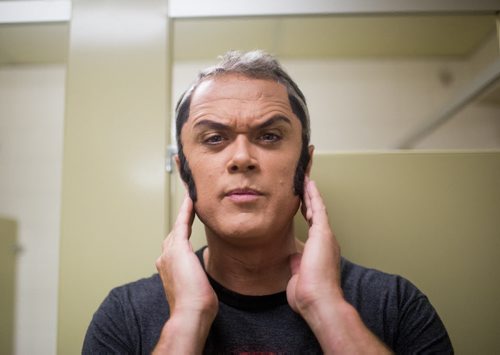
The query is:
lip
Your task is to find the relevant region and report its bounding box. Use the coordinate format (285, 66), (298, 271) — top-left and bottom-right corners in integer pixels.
(225, 188), (263, 202)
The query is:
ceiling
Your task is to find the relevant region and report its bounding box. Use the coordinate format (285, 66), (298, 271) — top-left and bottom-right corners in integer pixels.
(173, 14), (497, 60)
(0, 13), (497, 65)
(479, 78), (500, 106)
(0, 13), (499, 107)
(0, 22), (69, 65)
(172, 14), (500, 108)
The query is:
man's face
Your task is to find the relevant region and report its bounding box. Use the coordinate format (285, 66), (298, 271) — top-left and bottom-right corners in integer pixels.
(180, 74), (304, 243)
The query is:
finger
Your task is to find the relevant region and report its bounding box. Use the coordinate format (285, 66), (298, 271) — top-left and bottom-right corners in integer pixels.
(175, 194), (195, 228)
(300, 200), (307, 221)
(171, 194), (195, 244)
(302, 178), (313, 224)
(286, 276), (299, 313)
(306, 179), (329, 227)
(300, 182), (308, 219)
(288, 253), (302, 276)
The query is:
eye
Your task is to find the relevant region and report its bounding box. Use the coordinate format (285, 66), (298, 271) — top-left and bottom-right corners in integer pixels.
(259, 132), (281, 143)
(204, 134), (225, 145)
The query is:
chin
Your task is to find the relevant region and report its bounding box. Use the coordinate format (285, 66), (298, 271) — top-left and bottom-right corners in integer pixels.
(195, 197), (300, 245)
(213, 217), (267, 238)
(206, 215), (295, 248)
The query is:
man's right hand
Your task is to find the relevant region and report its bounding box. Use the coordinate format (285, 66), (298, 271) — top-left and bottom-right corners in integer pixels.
(153, 194), (218, 354)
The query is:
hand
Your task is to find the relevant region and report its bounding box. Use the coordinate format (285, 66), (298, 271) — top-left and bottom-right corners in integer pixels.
(153, 194), (218, 353)
(156, 194), (218, 317)
(286, 176), (343, 315)
(286, 178), (392, 354)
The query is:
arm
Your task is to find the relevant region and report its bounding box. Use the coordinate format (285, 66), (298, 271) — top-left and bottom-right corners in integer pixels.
(153, 195), (218, 354)
(286, 177), (392, 354)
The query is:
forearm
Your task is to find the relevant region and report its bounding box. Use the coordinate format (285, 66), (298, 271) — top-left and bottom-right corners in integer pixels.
(153, 311), (214, 354)
(304, 300), (392, 355)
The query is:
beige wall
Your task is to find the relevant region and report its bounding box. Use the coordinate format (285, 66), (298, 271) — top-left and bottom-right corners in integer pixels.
(57, 1), (169, 354)
(0, 65), (65, 355)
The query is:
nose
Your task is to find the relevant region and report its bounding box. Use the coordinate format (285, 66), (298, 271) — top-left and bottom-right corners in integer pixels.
(227, 136), (258, 173)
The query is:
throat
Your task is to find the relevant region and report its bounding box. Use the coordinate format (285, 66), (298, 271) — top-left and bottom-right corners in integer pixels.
(203, 242), (298, 296)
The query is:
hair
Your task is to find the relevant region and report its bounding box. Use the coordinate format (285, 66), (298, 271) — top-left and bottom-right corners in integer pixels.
(175, 50), (311, 201)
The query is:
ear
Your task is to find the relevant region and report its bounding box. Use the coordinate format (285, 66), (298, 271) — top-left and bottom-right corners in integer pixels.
(306, 145), (314, 176)
(174, 154), (189, 190)
(174, 154), (181, 171)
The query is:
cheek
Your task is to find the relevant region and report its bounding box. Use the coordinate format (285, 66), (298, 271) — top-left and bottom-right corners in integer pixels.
(273, 148), (300, 178)
(188, 155), (224, 204)
(192, 168), (212, 189)
(267, 159), (297, 193)
(191, 167), (219, 221)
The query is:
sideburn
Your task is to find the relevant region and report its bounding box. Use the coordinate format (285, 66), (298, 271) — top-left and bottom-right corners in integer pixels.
(177, 145), (198, 202)
(177, 142), (310, 202)
(294, 142), (311, 198)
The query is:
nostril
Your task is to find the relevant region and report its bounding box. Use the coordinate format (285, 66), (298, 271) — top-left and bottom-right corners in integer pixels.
(228, 163), (256, 172)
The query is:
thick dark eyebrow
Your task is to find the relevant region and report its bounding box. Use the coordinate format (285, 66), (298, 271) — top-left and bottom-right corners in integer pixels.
(192, 115), (292, 131)
(255, 115), (292, 130)
(193, 120), (230, 131)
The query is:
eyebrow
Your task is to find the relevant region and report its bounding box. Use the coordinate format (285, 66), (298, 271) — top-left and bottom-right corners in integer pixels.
(256, 115), (292, 130)
(193, 119), (229, 131)
(193, 115), (292, 131)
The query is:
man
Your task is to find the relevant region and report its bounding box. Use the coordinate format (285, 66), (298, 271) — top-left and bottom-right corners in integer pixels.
(83, 50), (453, 354)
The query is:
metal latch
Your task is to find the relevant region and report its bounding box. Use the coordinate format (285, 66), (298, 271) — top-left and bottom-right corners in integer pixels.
(165, 144), (178, 173)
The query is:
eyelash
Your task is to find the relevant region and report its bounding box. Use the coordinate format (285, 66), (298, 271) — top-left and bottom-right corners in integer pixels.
(202, 132), (282, 146)
(204, 134), (225, 145)
(259, 132), (282, 143)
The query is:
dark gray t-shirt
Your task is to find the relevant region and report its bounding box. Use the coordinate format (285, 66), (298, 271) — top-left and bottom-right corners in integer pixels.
(83, 248), (453, 354)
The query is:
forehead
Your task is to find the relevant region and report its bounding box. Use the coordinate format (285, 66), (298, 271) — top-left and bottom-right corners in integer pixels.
(188, 74), (292, 119)
(192, 73), (288, 100)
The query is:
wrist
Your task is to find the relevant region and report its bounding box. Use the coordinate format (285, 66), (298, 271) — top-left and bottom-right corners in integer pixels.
(301, 296), (351, 333)
(302, 299), (391, 354)
(173, 300), (219, 322)
(302, 298), (356, 348)
(153, 309), (217, 354)
(171, 304), (218, 335)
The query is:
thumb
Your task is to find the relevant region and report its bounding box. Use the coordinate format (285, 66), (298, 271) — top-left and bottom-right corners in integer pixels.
(289, 253), (302, 276)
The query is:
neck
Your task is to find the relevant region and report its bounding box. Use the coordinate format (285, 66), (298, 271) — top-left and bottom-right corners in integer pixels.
(203, 222), (304, 296)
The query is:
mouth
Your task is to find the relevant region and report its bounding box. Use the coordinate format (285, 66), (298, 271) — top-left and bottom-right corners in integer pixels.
(225, 188), (264, 202)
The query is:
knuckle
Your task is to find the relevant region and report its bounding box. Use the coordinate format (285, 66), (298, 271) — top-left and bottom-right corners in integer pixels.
(155, 258), (162, 270)
(162, 235), (171, 247)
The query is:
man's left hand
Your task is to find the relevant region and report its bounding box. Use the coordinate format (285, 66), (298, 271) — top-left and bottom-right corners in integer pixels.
(286, 176), (343, 315)
(286, 177), (392, 354)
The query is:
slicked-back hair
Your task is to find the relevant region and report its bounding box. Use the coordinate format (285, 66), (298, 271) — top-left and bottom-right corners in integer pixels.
(175, 50), (311, 201)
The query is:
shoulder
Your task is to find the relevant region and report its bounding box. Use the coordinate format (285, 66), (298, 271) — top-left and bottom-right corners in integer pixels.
(83, 274), (168, 354)
(91, 272), (168, 324)
(340, 257), (428, 329)
(108, 273), (165, 305)
(341, 257), (422, 307)
(341, 258), (453, 353)
(103, 273), (169, 327)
